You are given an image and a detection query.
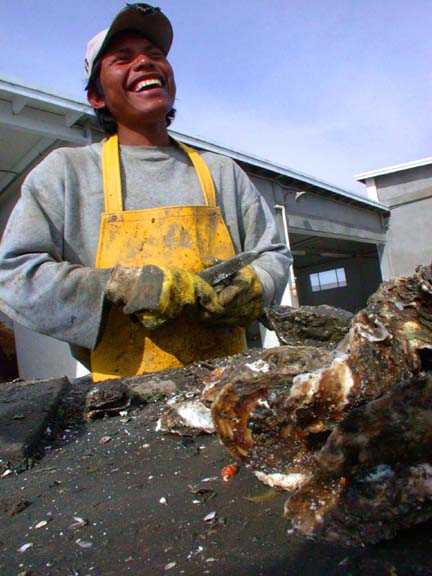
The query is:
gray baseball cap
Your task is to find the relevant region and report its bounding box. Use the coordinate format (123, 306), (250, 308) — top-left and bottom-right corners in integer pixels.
(85, 3), (173, 81)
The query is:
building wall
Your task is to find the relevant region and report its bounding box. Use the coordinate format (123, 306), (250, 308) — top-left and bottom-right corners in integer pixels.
(295, 254), (382, 313)
(13, 323), (89, 381)
(380, 198), (432, 279)
(245, 173), (386, 315)
(373, 165), (432, 204)
(372, 166), (432, 278)
(247, 174), (387, 249)
(0, 176), (22, 238)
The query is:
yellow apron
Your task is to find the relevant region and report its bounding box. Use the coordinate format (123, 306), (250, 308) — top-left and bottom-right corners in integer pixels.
(91, 135), (246, 381)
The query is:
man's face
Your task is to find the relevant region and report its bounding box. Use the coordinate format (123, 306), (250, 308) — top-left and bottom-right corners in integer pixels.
(88, 32), (176, 130)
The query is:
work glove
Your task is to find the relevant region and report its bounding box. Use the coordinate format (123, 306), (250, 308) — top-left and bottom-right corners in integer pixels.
(106, 264), (223, 330)
(201, 265), (264, 327)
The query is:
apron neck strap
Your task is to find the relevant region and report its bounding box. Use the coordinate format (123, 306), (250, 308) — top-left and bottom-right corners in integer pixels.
(102, 134), (123, 213)
(101, 135), (217, 212)
(176, 142), (216, 208)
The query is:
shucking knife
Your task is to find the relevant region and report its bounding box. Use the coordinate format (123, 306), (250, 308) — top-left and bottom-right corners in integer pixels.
(199, 248), (274, 328)
(198, 250), (261, 287)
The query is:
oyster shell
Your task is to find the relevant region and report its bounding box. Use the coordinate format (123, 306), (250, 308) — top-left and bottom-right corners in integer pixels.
(284, 372), (432, 545)
(284, 461), (432, 547)
(85, 380), (131, 419)
(85, 376), (178, 419)
(318, 372), (432, 476)
(266, 304), (353, 349)
(210, 264), (432, 545)
(156, 400), (215, 436)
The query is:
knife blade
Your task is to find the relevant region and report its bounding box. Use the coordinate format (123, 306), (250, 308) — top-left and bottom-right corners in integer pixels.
(198, 250), (260, 287)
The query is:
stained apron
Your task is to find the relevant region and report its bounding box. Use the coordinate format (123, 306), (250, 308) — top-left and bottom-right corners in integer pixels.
(91, 135), (246, 381)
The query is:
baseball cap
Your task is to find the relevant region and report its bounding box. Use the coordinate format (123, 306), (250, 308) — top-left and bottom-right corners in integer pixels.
(85, 3), (173, 82)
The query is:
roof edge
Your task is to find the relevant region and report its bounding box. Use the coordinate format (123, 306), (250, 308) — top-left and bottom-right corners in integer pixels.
(170, 130), (388, 212)
(0, 73), (90, 113)
(355, 156), (432, 182)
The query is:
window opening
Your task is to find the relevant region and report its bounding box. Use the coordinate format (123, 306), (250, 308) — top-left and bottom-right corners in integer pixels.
(310, 267), (347, 292)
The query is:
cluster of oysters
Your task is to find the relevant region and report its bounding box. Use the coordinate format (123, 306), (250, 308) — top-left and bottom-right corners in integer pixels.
(86, 265), (432, 547)
(204, 264), (432, 546)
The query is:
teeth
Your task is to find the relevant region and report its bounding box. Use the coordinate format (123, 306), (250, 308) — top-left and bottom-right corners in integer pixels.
(134, 78), (162, 92)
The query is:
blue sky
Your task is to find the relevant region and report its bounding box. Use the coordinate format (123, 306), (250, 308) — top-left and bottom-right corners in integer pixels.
(1, 0), (431, 195)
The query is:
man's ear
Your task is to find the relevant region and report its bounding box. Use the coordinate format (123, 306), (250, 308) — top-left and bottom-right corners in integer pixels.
(87, 87), (106, 110)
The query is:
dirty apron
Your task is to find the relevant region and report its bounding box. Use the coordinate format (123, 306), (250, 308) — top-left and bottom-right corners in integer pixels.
(91, 135), (246, 381)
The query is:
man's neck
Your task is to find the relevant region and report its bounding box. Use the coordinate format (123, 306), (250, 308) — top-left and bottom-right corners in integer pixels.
(117, 123), (171, 146)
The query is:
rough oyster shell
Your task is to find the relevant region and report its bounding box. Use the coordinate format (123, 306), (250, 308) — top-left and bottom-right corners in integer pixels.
(210, 264), (432, 545)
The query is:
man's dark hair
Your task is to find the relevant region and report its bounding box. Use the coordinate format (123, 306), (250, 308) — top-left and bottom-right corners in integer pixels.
(86, 58), (176, 135)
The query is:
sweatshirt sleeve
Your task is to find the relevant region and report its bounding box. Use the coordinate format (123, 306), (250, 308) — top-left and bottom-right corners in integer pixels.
(231, 162), (292, 306)
(0, 152), (111, 350)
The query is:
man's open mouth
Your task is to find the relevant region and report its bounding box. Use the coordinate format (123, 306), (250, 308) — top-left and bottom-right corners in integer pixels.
(132, 78), (163, 92)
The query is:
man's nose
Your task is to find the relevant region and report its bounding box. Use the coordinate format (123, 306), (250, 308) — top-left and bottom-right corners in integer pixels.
(131, 53), (154, 69)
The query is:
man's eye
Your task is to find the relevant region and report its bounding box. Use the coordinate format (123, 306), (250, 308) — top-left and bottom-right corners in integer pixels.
(149, 50), (164, 59)
(108, 53), (131, 64)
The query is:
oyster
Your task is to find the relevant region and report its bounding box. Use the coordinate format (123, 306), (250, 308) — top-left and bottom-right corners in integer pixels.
(284, 461), (432, 547)
(210, 264), (432, 544)
(85, 376), (178, 419)
(318, 372), (432, 476)
(85, 380), (131, 419)
(266, 304), (353, 349)
(156, 400), (215, 435)
(285, 372), (432, 546)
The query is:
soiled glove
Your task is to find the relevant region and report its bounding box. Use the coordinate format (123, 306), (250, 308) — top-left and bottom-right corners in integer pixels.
(201, 266), (264, 327)
(106, 264), (223, 330)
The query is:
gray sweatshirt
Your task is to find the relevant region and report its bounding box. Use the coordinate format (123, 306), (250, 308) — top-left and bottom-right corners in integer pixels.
(0, 140), (291, 357)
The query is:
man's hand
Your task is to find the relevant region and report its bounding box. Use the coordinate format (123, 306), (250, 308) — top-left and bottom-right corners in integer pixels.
(201, 266), (264, 327)
(106, 264), (223, 329)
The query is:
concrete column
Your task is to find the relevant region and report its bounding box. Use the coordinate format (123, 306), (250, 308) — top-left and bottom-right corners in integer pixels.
(261, 205), (296, 348)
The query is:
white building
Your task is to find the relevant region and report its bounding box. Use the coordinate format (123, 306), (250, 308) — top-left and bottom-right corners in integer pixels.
(356, 158), (432, 280)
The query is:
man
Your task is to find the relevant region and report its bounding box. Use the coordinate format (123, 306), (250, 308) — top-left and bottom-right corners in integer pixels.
(0, 4), (291, 381)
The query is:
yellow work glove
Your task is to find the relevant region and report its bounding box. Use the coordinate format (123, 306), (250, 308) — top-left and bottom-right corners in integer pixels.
(201, 266), (264, 327)
(106, 264), (223, 330)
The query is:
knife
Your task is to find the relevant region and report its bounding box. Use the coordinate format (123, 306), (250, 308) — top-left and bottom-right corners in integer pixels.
(198, 250), (261, 287)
